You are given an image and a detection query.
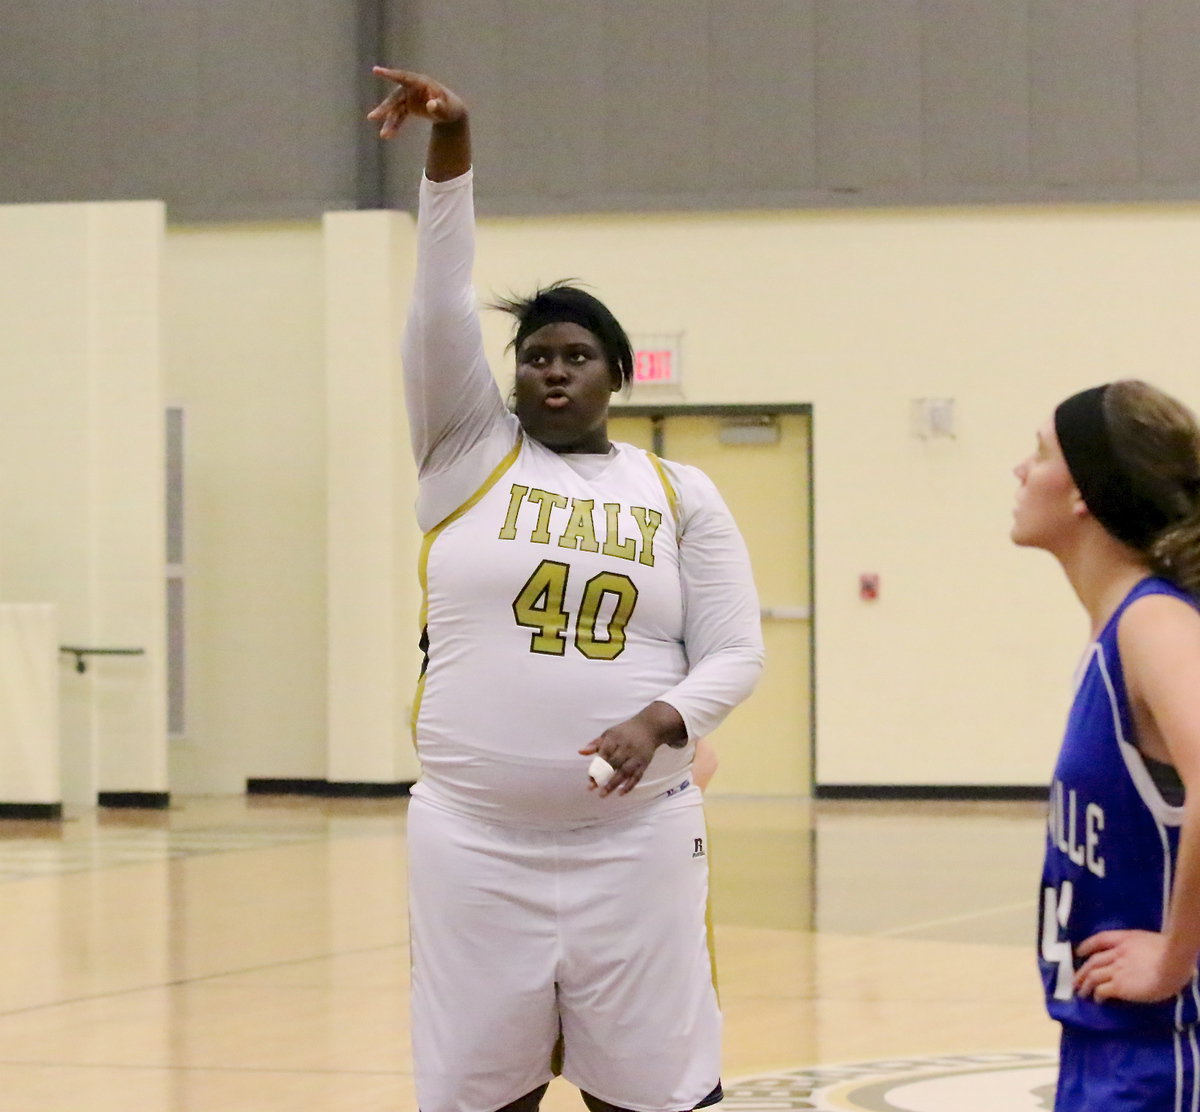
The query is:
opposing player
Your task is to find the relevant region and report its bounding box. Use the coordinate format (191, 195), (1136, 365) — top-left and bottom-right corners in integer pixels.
(1012, 381), (1200, 1109)
(369, 68), (763, 1112)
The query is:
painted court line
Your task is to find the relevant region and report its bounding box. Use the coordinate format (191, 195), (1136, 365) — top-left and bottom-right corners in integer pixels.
(872, 898), (1037, 938)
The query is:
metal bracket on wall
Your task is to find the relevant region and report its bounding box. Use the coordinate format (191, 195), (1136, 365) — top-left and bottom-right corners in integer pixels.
(60, 646), (146, 674)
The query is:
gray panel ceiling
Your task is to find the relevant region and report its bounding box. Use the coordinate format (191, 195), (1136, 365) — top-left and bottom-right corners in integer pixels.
(8, 0), (1200, 218)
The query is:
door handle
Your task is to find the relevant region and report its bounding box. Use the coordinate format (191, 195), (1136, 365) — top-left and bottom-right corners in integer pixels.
(760, 606), (810, 621)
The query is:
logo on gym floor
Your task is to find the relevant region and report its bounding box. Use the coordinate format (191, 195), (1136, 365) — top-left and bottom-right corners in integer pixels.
(692, 837), (705, 858)
(721, 1050), (1057, 1110)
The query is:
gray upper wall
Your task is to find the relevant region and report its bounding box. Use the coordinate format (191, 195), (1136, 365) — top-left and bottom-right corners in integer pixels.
(0, 0), (368, 221)
(5, 0), (1200, 221)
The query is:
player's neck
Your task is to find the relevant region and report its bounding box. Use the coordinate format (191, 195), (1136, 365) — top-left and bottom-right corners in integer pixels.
(1060, 537), (1150, 636)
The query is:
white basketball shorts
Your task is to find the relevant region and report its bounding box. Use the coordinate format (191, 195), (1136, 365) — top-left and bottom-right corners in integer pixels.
(407, 786), (720, 1112)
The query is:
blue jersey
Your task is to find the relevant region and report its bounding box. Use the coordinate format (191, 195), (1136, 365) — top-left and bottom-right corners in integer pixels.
(1039, 577), (1200, 1034)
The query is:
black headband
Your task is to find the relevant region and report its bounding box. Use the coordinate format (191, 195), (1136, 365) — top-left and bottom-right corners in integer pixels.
(1054, 384), (1171, 549)
(514, 301), (605, 353)
(511, 291), (632, 388)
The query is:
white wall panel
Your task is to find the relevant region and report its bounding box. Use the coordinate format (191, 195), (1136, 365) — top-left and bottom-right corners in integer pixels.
(323, 209), (422, 786)
(0, 200), (166, 804)
(0, 605), (59, 805)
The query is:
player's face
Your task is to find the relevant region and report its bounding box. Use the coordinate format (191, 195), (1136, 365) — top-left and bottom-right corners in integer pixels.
(1011, 418), (1083, 550)
(513, 322), (620, 453)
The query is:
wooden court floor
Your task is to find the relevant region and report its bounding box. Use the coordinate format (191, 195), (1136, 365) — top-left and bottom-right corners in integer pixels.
(0, 794), (1057, 1111)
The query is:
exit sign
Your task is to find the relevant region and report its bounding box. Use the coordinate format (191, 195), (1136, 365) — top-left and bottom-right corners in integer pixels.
(631, 334), (682, 388)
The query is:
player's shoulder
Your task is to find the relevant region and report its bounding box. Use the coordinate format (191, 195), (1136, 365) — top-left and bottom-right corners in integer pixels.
(417, 417), (522, 532)
(634, 451), (732, 535)
(620, 446), (718, 491)
(632, 452), (717, 497)
(1117, 582), (1200, 671)
(1120, 581), (1200, 632)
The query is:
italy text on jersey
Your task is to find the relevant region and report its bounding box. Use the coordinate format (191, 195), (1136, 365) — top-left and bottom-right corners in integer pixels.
(497, 482), (665, 565)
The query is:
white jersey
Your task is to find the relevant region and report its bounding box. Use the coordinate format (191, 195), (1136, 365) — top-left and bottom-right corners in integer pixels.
(403, 170), (763, 830)
(416, 431), (701, 826)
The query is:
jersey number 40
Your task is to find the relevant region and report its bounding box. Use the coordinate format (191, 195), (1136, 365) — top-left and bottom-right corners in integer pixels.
(513, 559), (639, 661)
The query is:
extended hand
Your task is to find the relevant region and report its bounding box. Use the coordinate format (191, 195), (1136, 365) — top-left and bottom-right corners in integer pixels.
(368, 67), (467, 139)
(1074, 929), (1195, 1003)
(579, 701), (686, 798)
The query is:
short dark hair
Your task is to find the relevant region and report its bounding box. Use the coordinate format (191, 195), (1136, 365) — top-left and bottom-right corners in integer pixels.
(491, 282), (634, 389)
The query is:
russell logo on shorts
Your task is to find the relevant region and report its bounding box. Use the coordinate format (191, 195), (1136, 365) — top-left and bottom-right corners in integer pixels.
(692, 837), (705, 858)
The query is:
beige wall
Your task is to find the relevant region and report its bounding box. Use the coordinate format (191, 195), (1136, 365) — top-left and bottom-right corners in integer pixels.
(150, 201), (1200, 793)
(468, 203), (1200, 787)
(164, 223), (327, 794)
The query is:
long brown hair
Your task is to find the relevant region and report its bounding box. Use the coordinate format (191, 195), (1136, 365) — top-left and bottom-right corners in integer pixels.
(1104, 380), (1200, 596)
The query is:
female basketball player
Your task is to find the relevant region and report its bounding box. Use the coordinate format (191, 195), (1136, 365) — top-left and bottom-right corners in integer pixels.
(369, 68), (763, 1112)
(1012, 380), (1200, 1110)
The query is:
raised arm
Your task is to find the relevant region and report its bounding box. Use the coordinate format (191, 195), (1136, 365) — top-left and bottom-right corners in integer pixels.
(368, 67), (470, 180)
(368, 69), (511, 516)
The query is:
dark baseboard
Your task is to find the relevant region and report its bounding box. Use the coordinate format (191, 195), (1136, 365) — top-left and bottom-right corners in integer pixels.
(246, 778), (413, 798)
(0, 801), (63, 820)
(246, 778), (329, 796)
(324, 781), (413, 798)
(815, 784), (1046, 802)
(97, 791), (171, 809)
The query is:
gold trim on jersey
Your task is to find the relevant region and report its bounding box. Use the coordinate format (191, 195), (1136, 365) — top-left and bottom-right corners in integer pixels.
(703, 808), (720, 1003)
(409, 432), (525, 742)
(646, 451), (680, 536)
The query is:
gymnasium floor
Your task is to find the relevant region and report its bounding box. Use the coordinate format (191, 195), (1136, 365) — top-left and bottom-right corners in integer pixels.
(0, 793), (1057, 1111)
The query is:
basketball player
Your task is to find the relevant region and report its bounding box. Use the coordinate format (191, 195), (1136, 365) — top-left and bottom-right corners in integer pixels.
(1012, 381), (1200, 1110)
(368, 68), (763, 1112)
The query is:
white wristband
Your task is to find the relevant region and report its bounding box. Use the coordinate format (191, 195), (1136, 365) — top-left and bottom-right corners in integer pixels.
(588, 755), (616, 788)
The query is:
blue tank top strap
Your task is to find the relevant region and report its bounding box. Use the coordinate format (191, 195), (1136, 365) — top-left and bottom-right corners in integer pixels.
(1100, 576), (1192, 642)
(1093, 576), (1197, 728)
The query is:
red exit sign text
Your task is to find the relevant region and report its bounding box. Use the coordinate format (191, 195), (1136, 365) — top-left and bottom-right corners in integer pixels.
(630, 334), (682, 387)
(634, 349), (675, 384)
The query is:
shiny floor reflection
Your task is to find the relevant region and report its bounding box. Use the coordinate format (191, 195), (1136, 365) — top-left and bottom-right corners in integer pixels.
(0, 794), (1056, 1111)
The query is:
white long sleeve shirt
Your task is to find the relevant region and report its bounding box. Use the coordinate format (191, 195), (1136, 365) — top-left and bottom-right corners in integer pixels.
(402, 170), (763, 826)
